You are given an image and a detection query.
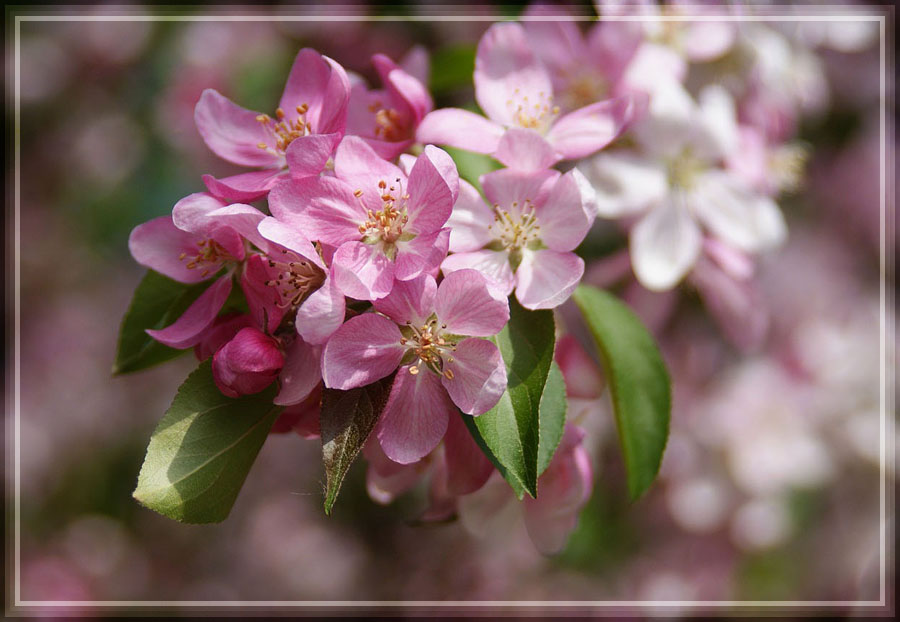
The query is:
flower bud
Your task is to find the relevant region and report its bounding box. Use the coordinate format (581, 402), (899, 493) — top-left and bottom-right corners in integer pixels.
(212, 327), (284, 398)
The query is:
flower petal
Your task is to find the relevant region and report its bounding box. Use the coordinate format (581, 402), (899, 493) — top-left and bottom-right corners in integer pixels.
(394, 228), (449, 282)
(399, 45), (429, 85)
(267, 176), (363, 248)
(294, 274), (346, 345)
(630, 195), (702, 291)
(447, 179), (495, 252)
(284, 132), (341, 178)
(494, 128), (559, 171)
(536, 169), (594, 252)
(146, 275), (233, 349)
(279, 49), (350, 135)
(275, 338), (322, 405)
(321, 313), (404, 390)
(443, 410), (494, 496)
(333, 136), (405, 212)
(377, 365), (453, 464)
(442, 337), (507, 415)
(373, 274), (437, 326)
(332, 241), (395, 301)
(415, 108), (504, 154)
(481, 168), (558, 209)
(240, 254), (286, 334)
(441, 250), (516, 298)
(545, 94), (642, 160)
(515, 249), (584, 310)
(435, 269), (509, 337)
(202, 169), (287, 203)
(194, 89), (282, 168)
(256, 216), (323, 269)
(406, 145), (458, 233)
(577, 151), (667, 218)
(474, 22), (554, 127)
(128, 216), (209, 283)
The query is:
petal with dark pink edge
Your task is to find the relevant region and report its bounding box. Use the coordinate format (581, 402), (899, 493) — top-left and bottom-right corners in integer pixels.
(474, 22), (554, 127)
(284, 132), (341, 178)
(275, 338), (322, 406)
(240, 254), (285, 334)
(515, 249), (584, 310)
(294, 273), (346, 345)
(481, 168), (558, 210)
(203, 169), (287, 203)
(194, 89), (282, 168)
(441, 337), (507, 415)
(373, 274), (437, 326)
(441, 250), (516, 298)
(535, 169), (593, 252)
(333, 136), (405, 213)
(545, 95), (642, 160)
(128, 216), (209, 284)
(322, 313), (404, 390)
(332, 241), (395, 301)
(406, 145), (458, 233)
(315, 55), (352, 135)
(435, 269), (509, 337)
(257, 216), (324, 269)
(447, 179), (494, 253)
(494, 128), (559, 171)
(394, 228), (449, 282)
(268, 176), (364, 247)
(377, 365), (453, 464)
(416, 108), (504, 154)
(443, 410), (494, 496)
(146, 275), (233, 349)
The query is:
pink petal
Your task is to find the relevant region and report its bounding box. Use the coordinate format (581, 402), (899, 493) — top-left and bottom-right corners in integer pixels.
(202, 169), (287, 202)
(279, 49), (350, 135)
(171, 192), (228, 235)
(128, 216), (209, 284)
(683, 22), (735, 62)
(212, 327), (284, 398)
(447, 179), (495, 252)
(240, 254), (286, 334)
(374, 53), (432, 123)
(194, 313), (255, 362)
(515, 249), (584, 310)
(332, 241), (395, 301)
(494, 128), (559, 171)
(275, 338), (323, 405)
(272, 385), (322, 437)
(399, 45), (429, 86)
(146, 275), (233, 349)
(545, 94), (643, 160)
(555, 335), (604, 400)
(194, 89), (282, 168)
(373, 274), (437, 326)
(333, 136), (405, 213)
(321, 313), (404, 390)
(521, 6), (588, 78)
(316, 55), (353, 135)
(365, 439), (424, 504)
(586, 22), (643, 86)
(416, 108), (504, 154)
(360, 136), (415, 161)
(256, 216), (323, 270)
(441, 337), (507, 415)
(474, 22), (554, 127)
(394, 227), (449, 282)
(206, 203), (269, 253)
(435, 269), (509, 337)
(535, 169), (594, 252)
(443, 411), (494, 496)
(481, 168), (558, 209)
(377, 365), (453, 464)
(294, 274), (346, 345)
(406, 145), (458, 233)
(441, 250), (516, 298)
(284, 132), (341, 178)
(268, 176), (364, 247)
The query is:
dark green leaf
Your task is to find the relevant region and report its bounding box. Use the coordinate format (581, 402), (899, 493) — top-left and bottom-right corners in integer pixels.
(465, 298), (557, 498)
(113, 270), (213, 375)
(429, 45), (475, 96)
(573, 285), (670, 500)
(537, 361), (566, 478)
(321, 373), (396, 515)
(133, 360), (281, 523)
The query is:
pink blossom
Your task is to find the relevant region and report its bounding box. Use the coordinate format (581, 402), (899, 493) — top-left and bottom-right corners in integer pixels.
(194, 48), (351, 201)
(271, 384), (322, 437)
(346, 53), (433, 159)
(322, 270), (509, 463)
(212, 326), (285, 398)
(268, 136), (457, 301)
(416, 22), (642, 170)
(442, 168), (594, 310)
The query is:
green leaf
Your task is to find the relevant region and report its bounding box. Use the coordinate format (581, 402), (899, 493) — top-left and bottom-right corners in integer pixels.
(321, 373), (396, 515)
(113, 270), (214, 375)
(573, 284), (671, 500)
(464, 298), (558, 498)
(537, 361), (566, 477)
(132, 360), (281, 523)
(443, 145), (502, 189)
(429, 44), (475, 96)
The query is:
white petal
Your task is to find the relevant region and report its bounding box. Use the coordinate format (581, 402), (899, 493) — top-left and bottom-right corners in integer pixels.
(578, 151), (667, 218)
(630, 195), (702, 291)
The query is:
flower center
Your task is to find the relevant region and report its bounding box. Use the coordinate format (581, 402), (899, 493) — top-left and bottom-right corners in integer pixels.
(769, 143), (808, 193)
(399, 318), (458, 379)
(506, 89), (560, 132)
(667, 150), (706, 190)
(264, 248), (326, 309)
(256, 104), (310, 155)
(559, 70), (608, 112)
(179, 239), (232, 277)
(368, 102), (409, 142)
(489, 199), (542, 252)
(357, 178), (410, 247)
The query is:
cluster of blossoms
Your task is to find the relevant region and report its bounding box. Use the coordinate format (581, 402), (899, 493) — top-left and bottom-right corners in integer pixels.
(125, 4), (817, 553)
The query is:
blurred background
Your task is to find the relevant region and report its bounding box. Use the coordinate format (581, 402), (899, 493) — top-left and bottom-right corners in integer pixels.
(9, 4), (894, 615)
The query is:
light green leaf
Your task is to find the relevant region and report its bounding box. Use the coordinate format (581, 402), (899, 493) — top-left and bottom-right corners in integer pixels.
(113, 270), (213, 375)
(573, 285), (671, 500)
(537, 361), (566, 478)
(321, 373), (396, 515)
(133, 360), (281, 523)
(443, 146), (502, 189)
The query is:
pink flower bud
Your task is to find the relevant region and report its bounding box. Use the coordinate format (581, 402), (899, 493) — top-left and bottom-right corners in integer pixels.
(212, 327), (284, 398)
